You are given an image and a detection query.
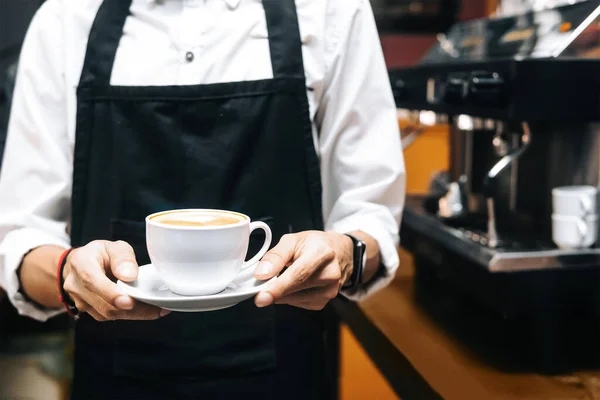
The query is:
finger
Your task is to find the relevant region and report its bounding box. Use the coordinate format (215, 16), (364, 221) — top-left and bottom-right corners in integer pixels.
(275, 284), (339, 306)
(123, 301), (168, 320)
(77, 285), (129, 320)
(254, 234), (297, 280)
(258, 247), (335, 306)
(262, 267), (332, 303)
(68, 255), (135, 311)
(106, 241), (139, 282)
(77, 286), (114, 318)
(77, 285), (166, 321)
(255, 259), (316, 308)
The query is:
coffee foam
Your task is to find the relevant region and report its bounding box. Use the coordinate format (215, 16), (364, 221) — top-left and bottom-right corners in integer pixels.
(151, 210), (245, 225)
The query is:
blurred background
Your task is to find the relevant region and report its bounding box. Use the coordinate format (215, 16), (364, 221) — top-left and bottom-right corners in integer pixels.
(1, 1), (599, 399)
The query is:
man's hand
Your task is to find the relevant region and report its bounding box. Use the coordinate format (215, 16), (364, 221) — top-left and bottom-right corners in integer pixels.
(253, 231), (354, 310)
(63, 240), (169, 321)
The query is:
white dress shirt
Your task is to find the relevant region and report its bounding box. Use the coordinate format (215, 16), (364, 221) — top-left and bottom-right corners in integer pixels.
(0, 0), (405, 321)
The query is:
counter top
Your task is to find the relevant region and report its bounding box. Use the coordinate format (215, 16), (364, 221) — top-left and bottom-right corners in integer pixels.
(333, 249), (600, 400)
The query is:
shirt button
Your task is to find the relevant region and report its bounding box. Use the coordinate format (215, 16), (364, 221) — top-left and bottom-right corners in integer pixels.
(185, 51), (194, 63)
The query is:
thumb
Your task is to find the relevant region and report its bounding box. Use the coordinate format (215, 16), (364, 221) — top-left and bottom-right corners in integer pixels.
(106, 240), (139, 282)
(254, 234), (297, 280)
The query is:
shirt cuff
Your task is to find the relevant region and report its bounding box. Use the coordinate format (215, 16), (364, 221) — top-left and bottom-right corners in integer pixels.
(329, 216), (399, 301)
(0, 228), (70, 322)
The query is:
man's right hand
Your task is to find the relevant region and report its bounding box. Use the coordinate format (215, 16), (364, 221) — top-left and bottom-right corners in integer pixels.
(63, 240), (169, 321)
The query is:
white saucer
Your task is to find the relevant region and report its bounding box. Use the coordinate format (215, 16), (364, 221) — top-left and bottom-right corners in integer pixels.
(117, 264), (273, 312)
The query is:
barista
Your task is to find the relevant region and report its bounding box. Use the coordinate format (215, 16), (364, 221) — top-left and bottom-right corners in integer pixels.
(0, 0), (405, 398)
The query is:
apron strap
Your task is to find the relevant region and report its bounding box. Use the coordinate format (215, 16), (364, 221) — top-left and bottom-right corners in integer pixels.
(262, 0), (306, 79)
(79, 0), (305, 87)
(79, 0), (132, 87)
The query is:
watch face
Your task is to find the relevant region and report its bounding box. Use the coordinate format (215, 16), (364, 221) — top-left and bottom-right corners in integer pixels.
(358, 240), (367, 271)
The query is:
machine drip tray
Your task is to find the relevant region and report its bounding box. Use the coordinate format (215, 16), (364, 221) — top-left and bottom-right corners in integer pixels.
(403, 196), (600, 272)
(423, 196), (555, 251)
(451, 224), (554, 252)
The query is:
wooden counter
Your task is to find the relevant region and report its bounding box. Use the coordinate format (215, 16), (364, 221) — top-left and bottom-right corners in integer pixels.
(334, 250), (600, 400)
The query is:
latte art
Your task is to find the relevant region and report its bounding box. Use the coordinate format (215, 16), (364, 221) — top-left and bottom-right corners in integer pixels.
(151, 211), (245, 227)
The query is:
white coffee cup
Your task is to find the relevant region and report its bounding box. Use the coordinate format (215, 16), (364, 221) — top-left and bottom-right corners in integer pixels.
(551, 214), (598, 250)
(146, 209), (272, 296)
(552, 185), (598, 217)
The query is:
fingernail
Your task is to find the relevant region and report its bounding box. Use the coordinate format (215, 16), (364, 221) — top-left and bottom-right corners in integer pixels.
(118, 262), (137, 280)
(255, 291), (273, 308)
(160, 309), (171, 317)
(255, 261), (272, 277)
(115, 295), (134, 310)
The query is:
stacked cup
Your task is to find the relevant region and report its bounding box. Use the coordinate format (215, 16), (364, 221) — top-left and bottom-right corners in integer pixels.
(552, 186), (599, 249)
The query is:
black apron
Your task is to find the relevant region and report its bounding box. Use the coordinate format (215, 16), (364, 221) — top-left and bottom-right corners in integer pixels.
(70, 1), (333, 398)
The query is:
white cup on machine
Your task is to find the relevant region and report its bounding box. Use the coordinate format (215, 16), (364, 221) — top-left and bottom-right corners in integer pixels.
(551, 185), (598, 249)
(552, 214), (598, 250)
(552, 185), (598, 217)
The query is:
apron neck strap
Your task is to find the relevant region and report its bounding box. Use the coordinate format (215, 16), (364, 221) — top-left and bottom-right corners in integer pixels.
(79, 0), (305, 86)
(263, 0), (306, 79)
(79, 0), (132, 87)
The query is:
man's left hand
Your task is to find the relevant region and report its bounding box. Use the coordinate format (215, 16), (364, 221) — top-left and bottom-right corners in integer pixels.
(253, 231), (354, 310)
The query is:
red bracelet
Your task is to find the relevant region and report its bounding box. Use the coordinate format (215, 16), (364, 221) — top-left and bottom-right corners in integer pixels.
(56, 247), (79, 319)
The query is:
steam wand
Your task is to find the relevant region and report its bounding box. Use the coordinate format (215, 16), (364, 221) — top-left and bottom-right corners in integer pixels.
(482, 122), (532, 248)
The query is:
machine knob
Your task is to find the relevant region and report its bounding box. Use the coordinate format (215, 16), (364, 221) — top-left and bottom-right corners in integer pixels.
(391, 78), (406, 100)
(467, 71), (506, 106)
(442, 72), (469, 104)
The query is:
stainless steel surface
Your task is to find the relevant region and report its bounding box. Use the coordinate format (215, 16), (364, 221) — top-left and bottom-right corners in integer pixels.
(438, 181), (465, 218)
(436, 33), (459, 59)
(419, 1), (600, 63)
(492, 122), (522, 209)
(486, 197), (499, 248)
(484, 122), (532, 188)
(496, 0), (590, 16)
(403, 196), (600, 272)
(483, 122), (533, 247)
(449, 118), (510, 216)
(448, 119), (473, 192)
(552, 3), (600, 57)
(492, 122), (509, 157)
(509, 133), (520, 211)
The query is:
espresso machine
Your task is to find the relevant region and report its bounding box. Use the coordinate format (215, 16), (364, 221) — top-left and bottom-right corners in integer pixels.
(390, 0), (600, 373)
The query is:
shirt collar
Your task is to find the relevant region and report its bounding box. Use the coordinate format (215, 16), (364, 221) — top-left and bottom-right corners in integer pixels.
(147, 0), (242, 9)
(223, 0), (242, 8)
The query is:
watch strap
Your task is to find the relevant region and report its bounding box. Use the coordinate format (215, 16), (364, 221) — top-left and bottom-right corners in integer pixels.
(342, 234), (366, 290)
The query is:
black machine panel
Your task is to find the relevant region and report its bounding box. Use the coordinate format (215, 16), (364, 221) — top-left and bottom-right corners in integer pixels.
(390, 0), (600, 121)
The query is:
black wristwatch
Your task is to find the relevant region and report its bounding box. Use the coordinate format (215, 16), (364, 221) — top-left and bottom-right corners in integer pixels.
(342, 234), (367, 290)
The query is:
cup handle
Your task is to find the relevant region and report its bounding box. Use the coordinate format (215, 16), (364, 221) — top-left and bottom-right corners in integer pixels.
(580, 196), (593, 214)
(240, 221), (272, 271)
(576, 219), (588, 240)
